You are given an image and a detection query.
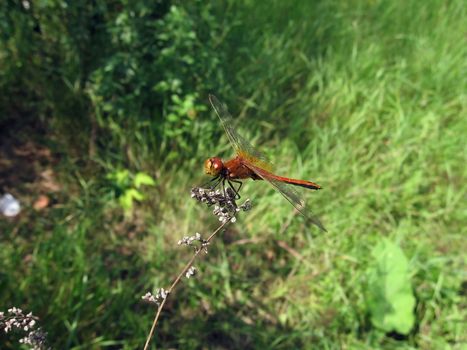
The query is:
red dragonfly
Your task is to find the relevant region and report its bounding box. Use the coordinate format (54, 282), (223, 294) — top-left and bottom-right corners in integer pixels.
(204, 94), (326, 231)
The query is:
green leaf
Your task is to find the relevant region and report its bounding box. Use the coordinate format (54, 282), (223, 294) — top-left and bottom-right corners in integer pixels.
(365, 238), (416, 335)
(134, 172), (156, 188)
(119, 189), (144, 211)
(107, 169), (130, 188)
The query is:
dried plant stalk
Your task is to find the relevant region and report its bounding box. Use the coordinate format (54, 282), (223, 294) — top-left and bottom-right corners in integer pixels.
(143, 187), (252, 349)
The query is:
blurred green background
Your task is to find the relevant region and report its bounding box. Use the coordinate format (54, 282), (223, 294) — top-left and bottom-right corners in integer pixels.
(0, 0), (465, 349)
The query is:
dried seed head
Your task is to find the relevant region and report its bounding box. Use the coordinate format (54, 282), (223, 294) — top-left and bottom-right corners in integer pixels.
(185, 266), (197, 279)
(141, 288), (169, 306)
(191, 187), (251, 223)
(0, 308), (48, 349)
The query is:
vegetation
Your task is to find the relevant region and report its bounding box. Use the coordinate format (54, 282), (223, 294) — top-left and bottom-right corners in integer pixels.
(0, 0), (465, 349)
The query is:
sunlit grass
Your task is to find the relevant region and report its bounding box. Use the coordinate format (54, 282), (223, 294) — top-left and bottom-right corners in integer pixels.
(151, 1), (466, 348)
(0, 0), (465, 349)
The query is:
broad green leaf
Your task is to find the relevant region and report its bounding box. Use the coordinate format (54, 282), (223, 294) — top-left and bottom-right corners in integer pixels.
(134, 172), (156, 188)
(366, 238), (416, 335)
(119, 189), (144, 211)
(107, 169), (130, 188)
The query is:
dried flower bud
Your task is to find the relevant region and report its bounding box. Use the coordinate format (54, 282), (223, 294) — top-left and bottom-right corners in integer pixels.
(185, 266), (197, 279)
(141, 288), (169, 306)
(178, 232), (208, 252)
(0, 307), (48, 349)
(191, 187), (252, 223)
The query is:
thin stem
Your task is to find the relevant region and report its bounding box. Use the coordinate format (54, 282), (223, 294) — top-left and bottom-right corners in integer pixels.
(143, 220), (231, 350)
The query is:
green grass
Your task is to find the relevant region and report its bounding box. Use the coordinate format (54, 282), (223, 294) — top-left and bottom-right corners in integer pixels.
(1, 0), (466, 349)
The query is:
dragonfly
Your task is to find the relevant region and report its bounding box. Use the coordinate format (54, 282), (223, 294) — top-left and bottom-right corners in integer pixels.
(204, 94), (326, 232)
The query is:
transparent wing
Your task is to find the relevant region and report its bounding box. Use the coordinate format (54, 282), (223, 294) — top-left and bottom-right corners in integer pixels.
(209, 94), (273, 171)
(246, 162), (327, 232)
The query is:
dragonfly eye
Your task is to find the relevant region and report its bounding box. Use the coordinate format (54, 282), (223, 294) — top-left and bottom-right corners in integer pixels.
(204, 157), (222, 176)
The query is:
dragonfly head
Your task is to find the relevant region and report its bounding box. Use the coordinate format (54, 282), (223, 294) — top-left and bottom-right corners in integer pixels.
(204, 157), (224, 176)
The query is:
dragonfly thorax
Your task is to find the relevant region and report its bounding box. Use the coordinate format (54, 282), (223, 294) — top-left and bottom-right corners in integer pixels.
(204, 157), (225, 176)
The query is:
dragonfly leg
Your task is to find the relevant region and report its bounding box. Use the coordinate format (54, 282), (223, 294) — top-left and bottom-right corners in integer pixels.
(212, 176), (223, 190)
(227, 179), (242, 200)
(202, 175), (221, 190)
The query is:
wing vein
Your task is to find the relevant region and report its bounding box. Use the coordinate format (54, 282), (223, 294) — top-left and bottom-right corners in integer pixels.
(245, 162), (326, 232)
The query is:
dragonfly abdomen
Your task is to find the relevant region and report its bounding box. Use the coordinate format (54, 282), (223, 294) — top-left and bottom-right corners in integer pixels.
(270, 174), (321, 190)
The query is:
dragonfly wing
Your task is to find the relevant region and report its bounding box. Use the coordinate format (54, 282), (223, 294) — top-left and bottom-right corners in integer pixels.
(209, 94), (273, 171)
(246, 162), (327, 232)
